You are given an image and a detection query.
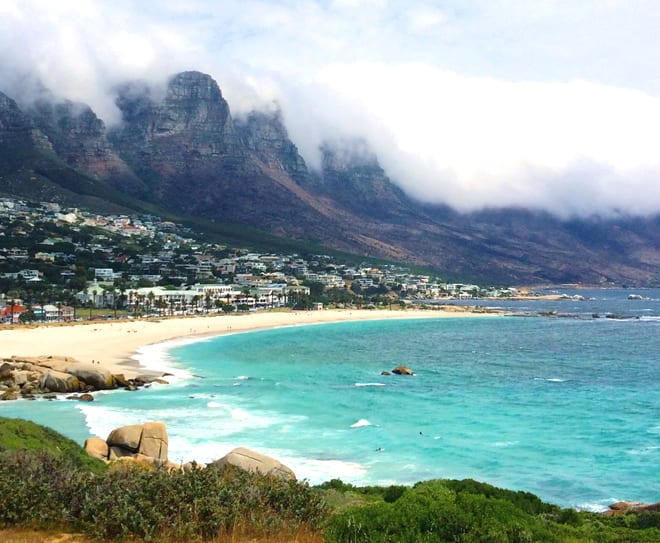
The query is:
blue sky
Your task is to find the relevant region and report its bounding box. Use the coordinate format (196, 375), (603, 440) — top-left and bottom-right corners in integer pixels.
(1, 0), (660, 217)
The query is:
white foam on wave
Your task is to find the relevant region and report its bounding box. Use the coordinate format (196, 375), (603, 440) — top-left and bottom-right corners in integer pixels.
(493, 441), (520, 448)
(76, 394), (305, 454)
(75, 404), (144, 440)
(131, 337), (200, 382)
(626, 446), (659, 456)
(534, 377), (566, 383)
(155, 417), (310, 467)
(235, 375), (249, 380)
(257, 447), (368, 484)
(351, 418), (372, 428)
(576, 500), (615, 513)
(355, 382), (386, 387)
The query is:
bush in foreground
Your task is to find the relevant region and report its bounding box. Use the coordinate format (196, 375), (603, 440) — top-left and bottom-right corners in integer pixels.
(323, 479), (660, 543)
(1, 418), (659, 542)
(0, 448), (327, 541)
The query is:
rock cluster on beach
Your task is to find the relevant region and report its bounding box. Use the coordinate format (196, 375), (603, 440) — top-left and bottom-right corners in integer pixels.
(85, 421), (297, 480)
(0, 356), (168, 401)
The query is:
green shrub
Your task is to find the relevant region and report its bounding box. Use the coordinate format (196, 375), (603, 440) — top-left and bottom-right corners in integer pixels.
(383, 484), (408, 503)
(441, 478), (559, 516)
(0, 417), (106, 473)
(326, 480), (564, 543)
(0, 449), (91, 528)
(0, 448), (328, 541)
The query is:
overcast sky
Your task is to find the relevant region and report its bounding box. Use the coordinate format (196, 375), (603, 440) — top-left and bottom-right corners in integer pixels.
(1, 0), (660, 217)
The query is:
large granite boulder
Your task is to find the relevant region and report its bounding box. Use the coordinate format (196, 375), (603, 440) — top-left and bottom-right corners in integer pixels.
(138, 421), (168, 461)
(212, 447), (296, 480)
(0, 362), (13, 379)
(89, 421), (169, 465)
(84, 437), (109, 461)
(11, 370), (31, 387)
(67, 364), (116, 390)
(392, 365), (415, 375)
(107, 424), (144, 453)
(39, 370), (82, 393)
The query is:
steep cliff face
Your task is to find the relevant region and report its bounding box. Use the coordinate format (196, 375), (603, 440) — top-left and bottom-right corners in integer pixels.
(234, 109), (309, 183)
(108, 72), (340, 239)
(28, 99), (145, 194)
(0, 91), (52, 170)
(314, 139), (420, 221)
(109, 71), (245, 196)
(1, 72), (660, 285)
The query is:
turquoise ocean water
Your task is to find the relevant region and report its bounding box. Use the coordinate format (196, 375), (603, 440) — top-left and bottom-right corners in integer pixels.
(2, 288), (659, 511)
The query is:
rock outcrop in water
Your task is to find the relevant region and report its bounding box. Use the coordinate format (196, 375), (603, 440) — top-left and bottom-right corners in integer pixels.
(0, 356), (167, 399)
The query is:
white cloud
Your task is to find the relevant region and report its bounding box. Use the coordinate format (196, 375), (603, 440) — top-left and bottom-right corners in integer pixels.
(1, 0), (660, 217)
(406, 5), (448, 31)
(292, 62), (660, 216)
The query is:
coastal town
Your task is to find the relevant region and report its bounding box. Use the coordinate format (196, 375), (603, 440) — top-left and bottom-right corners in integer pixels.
(0, 197), (517, 324)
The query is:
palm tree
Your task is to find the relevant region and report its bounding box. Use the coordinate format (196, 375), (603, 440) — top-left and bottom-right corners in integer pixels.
(147, 291), (155, 316)
(155, 297), (167, 316)
(191, 294), (201, 313)
(69, 297), (78, 321)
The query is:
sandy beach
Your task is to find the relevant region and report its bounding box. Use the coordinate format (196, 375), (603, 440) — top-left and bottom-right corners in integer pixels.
(1, 307), (499, 378)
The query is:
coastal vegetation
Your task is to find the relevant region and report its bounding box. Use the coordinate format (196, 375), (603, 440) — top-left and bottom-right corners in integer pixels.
(1, 418), (658, 542)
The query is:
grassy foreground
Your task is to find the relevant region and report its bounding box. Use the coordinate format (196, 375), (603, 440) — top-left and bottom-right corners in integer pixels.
(0, 417), (658, 542)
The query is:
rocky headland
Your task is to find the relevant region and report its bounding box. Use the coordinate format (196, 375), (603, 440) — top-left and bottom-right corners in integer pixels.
(0, 356), (168, 401)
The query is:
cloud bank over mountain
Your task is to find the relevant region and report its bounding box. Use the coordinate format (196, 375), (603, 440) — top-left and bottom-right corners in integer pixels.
(1, 0), (660, 218)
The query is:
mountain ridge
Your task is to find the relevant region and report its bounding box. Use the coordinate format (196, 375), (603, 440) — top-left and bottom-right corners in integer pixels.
(1, 71), (659, 286)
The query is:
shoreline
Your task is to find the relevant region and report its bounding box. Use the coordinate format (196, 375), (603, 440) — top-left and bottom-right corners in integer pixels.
(1, 307), (501, 379)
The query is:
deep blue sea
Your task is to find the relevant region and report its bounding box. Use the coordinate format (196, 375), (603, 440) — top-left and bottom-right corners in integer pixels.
(2, 288), (659, 511)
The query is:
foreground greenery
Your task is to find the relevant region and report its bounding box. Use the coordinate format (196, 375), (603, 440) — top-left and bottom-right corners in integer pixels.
(0, 418), (658, 542)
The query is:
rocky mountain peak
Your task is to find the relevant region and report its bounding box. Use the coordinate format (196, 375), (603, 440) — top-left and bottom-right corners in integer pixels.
(0, 90), (54, 167)
(0, 91), (33, 134)
(167, 71), (224, 102)
(2, 72), (660, 285)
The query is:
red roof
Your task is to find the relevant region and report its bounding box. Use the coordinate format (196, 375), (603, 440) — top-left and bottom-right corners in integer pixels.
(1, 305), (27, 317)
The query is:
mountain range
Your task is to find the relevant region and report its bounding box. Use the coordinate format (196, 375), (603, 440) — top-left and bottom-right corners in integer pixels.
(1, 70), (659, 286)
